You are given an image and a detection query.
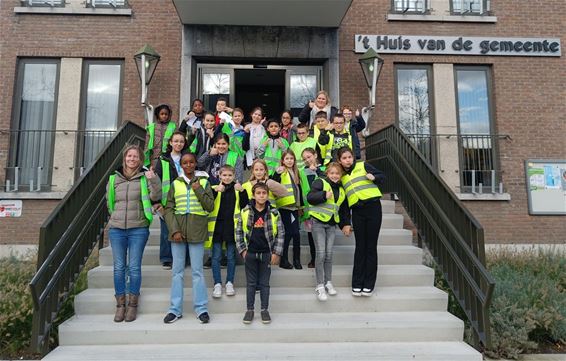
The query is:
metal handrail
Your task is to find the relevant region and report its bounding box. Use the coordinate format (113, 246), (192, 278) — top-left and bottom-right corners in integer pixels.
(29, 121), (145, 354)
(366, 124), (495, 348)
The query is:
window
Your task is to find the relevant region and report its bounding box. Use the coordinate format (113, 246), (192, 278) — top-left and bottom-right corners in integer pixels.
(87, 0), (128, 8)
(9, 59), (60, 191)
(455, 66), (498, 192)
(391, 0), (429, 14)
(451, 0), (490, 15)
(21, 0), (64, 7)
(395, 64), (435, 166)
(78, 60), (123, 172)
(200, 70), (232, 112)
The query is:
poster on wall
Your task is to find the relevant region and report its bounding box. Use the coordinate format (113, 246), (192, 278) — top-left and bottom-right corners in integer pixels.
(0, 200), (23, 218)
(525, 160), (566, 215)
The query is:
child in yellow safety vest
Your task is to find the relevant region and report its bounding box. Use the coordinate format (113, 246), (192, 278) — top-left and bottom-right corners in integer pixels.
(289, 123), (322, 170)
(257, 119), (289, 176)
(162, 152), (214, 324)
(306, 162), (351, 301)
(241, 159), (288, 207)
(207, 165), (249, 299)
(270, 150), (302, 270)
(336, 147), (386, 298)
(219, 107), (246, 159)
(318, 113), (353, 165)
(144, 104), (177, 168)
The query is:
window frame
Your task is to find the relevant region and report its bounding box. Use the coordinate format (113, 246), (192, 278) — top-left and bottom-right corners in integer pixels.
(453, 65), (499, 192)
(9, 58), (61, 190)
(76, 59), (124, 177)
(20, 0), (65, 8)
(86, 0), (129, 8)
(450, 0), (491, 16)
(394, 63), (437, 170)
(390, 0), (430, 14)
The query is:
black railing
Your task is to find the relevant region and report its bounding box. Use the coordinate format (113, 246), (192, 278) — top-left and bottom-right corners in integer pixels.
(29, 121), (145, 354)
(366, 124), (495, 348)
(1, 129), (116, 192)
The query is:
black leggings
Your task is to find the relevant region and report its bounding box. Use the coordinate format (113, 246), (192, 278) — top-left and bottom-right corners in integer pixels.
(279, 209), (301, 263)
(351, 200), (382, 290)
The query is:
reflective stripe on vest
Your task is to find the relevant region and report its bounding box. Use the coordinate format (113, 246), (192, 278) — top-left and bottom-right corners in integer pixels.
(275, 171), (296, 208)
(309, 178), (345, 223)
(205, 186), (241, 248)
(262, 136), (289, 175)
(161, 159), (170, 206)
(325, 132), (352, 165)
(340, 162), (382, 207)
(173, 178), (209, 215)
(289, 137), (317, 170)
(145, 122), (176, 166)
(241, 208), (278, 246)
(107, 174), (153, 223)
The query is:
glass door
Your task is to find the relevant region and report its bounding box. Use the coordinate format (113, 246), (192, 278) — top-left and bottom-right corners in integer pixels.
(286, 66), (323, 120)
(197, 66), (236, 112)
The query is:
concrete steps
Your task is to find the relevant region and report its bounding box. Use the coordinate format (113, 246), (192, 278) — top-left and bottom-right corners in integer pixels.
(74, 286), (448, 314)
(87, 264), (435, 289)
(59, 312), (464, 346)
(99, 244), (423, 266)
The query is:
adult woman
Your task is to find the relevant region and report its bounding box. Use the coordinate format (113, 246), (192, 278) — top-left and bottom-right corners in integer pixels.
(298, 90), (338, 129)
(106, 145), (161, 322)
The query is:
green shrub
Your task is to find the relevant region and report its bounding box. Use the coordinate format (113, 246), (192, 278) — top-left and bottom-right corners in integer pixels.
(0, 254), (37, 359)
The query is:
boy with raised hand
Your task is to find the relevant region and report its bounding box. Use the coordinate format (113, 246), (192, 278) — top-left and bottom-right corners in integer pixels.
(236, 183), (284, 324)
(318, 113), (352, 165)
(289, 122), (320, 170)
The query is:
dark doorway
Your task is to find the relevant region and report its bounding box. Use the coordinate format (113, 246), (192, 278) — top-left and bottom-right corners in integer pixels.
(235, 69), (285, 123)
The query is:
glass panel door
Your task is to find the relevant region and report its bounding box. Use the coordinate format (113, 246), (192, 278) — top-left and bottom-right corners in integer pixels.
(286, 66), (323, 120)
(198, 67), (235, 112)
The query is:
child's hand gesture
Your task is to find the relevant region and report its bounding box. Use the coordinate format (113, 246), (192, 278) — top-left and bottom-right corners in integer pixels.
(355, 109), (361, 117)
(234, 183), (244, 192)
(276, 166), (285, 174)
(342, 225), (352, 237)
(271, 254), (281, 265)
(191, 180), (201, 190)
(275, 138), (283, 148)
(172, 232), (183, 242)
(261, 117), (266, 124)
(145, 169), (156, 179)
(224, 106), (233, 113)
(308, 100), (315, 109)
(244, 124), (252, 133)
(209, 146), (219, 156)
(309, 164), (317, 171)
(326, 190), (333, 200)
(206, 128), (215, 139)
(216, 184), (225, 193)
(366, 173), (375, 181)
(325, 123), (334, 131)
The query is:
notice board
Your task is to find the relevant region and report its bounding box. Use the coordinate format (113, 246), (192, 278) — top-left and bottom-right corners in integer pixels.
(525, 160), (566, 215)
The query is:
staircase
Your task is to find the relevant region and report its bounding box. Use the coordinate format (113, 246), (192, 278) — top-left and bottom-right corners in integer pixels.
(44, 199), (482, 360)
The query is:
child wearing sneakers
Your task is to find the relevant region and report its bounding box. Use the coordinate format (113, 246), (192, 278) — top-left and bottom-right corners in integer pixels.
(307, 162), (351, 301)
(207, 165), (246, 299)
(236, 183), (284, 324)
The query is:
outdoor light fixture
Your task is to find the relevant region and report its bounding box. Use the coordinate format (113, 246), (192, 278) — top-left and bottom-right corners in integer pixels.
(134, 44), (160, 124)
(358, 47), (384, 137)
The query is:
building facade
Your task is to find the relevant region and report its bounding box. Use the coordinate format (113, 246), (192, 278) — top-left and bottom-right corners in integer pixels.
(0, 0), (564, 248)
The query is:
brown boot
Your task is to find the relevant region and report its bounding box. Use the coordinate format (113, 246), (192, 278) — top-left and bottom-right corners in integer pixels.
(125, 294), (139, 322)
(114, 295), (126, 322)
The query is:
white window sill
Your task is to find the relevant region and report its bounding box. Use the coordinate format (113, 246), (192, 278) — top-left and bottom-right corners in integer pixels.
(457, 193), (511, 201)
(387, 13), (497, 23)
(14, 6), (132, 16)
(0, 192), (67, 200)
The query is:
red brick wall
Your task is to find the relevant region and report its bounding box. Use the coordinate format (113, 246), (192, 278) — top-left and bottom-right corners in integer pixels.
(339, 0), (566, 243)
(0, 0), (182, 244)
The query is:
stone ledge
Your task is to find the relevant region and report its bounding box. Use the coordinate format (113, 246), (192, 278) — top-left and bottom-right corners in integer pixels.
(14, 6), (132, 16)
(387, 13), (497, 23)
(0, 192), (67, 200)
(457, 192), (511, 201)
(0, 244), (38, 259)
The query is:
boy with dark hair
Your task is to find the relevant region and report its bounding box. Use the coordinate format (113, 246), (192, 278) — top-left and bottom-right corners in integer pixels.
(214, 97), (233, 127)
(257, 119), (289, 176)
(318, 113), (353, 165)
(236, 183), (284, 324)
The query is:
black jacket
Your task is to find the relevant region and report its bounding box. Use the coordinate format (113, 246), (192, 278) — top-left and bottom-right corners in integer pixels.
(307, 178), (351, 228)
(298, 103), (338, 127)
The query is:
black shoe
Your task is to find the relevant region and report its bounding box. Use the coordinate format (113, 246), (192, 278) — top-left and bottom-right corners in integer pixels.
(260, 309), (271, 324)
(220, 256), (228, 268)
(293, 261), (303, 270)
(162, 262), (172, 270)
(203, 257), (212, 269)
(163, 312), (181, 324)
(279, 260), (293, 269)
(307, 261), (315, 268)
(198, 312), (210, 324)
(243, 310), (254, 324)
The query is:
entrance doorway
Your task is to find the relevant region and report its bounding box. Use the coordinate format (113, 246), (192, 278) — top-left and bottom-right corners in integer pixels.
(197, 64), (322, 121)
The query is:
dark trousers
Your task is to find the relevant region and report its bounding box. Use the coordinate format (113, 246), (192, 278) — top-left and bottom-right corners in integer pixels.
(245, 251), (272, 310)
(351, 200), (382, 290)
(307, 232), (316, 262)
(280, 209), (301, 263)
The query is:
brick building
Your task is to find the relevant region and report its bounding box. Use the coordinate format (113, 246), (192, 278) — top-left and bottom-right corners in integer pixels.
(0, 0), (564, 250)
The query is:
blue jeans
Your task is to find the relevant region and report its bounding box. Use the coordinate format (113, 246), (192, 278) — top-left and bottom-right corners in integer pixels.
(212, 241), (236, 285)
(169, 242), (208, 317)
(159, 218), (172, 264)
(109, 227), (150, 296)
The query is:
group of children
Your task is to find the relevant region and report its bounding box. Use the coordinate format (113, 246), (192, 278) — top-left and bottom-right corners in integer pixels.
(123, 91), (385, 325)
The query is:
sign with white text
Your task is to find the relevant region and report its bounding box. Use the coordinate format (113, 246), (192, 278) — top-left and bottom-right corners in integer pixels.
(354, 35), (561, 57)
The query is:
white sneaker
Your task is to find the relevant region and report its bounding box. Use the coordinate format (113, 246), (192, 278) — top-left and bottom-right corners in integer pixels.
(225, 282), (235, 296)
(352, 288), (362, 297)
(325, 281), (337, 296)
(212, 283), (222, 298)
(315, 284), (328, 301)
(361, 288), (373, 297)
